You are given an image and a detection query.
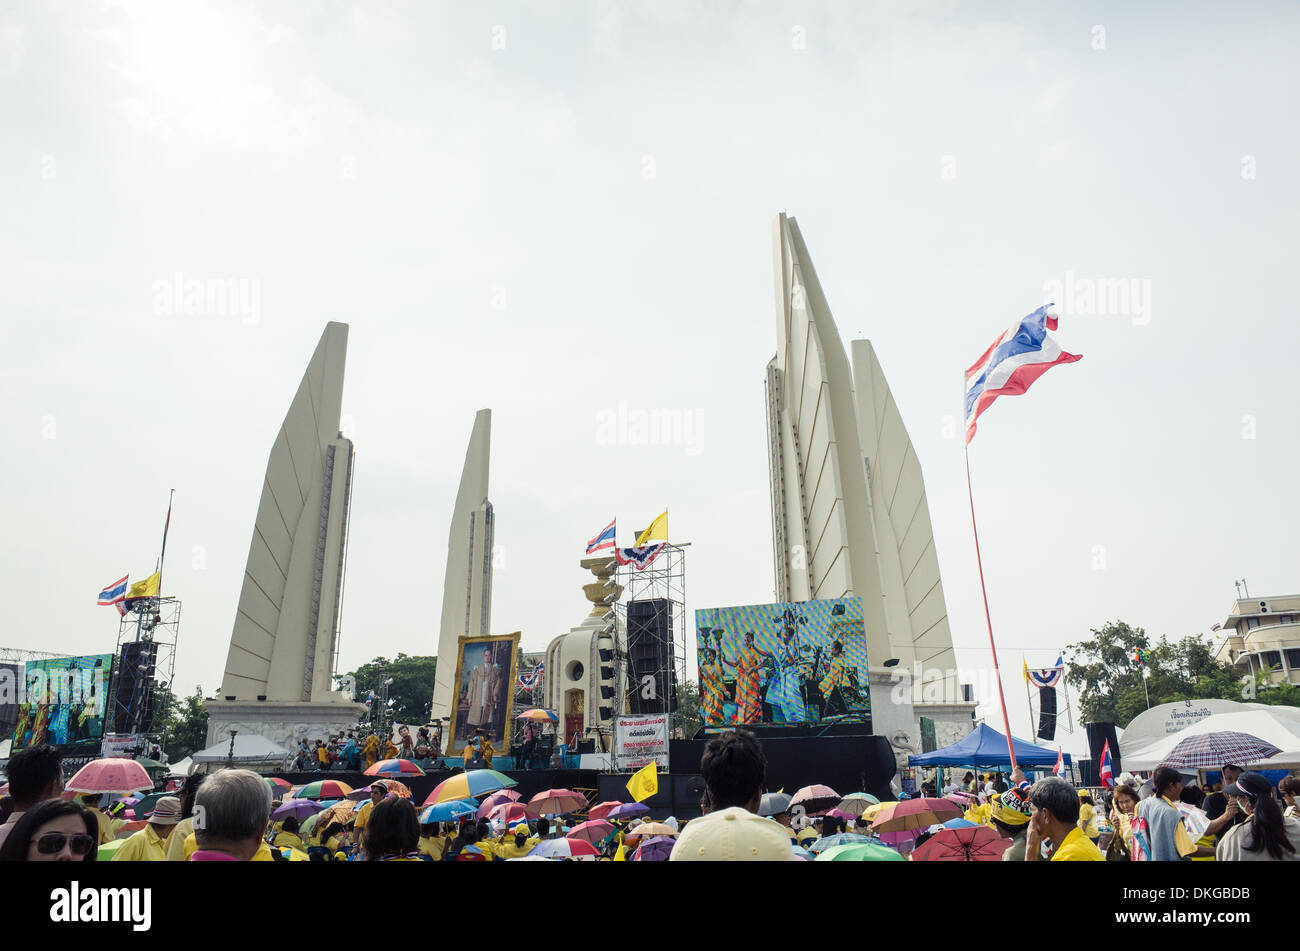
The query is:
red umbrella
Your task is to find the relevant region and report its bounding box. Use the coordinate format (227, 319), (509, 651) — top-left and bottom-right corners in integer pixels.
(912, 825), (1010, 862)
(566, 819), (615, 844)
(587, 801), (627, 822)
(490, 802), (530, 824)
(526, 788), (588, 817)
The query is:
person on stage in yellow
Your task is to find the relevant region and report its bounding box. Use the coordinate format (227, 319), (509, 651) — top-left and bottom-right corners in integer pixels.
(1023, 777), (1104, 861)
(362, 732), (381, 769)
(113, 796), (183, 861)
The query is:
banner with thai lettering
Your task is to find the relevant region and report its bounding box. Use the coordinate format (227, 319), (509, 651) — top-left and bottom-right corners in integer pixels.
(614, 713), (669, 770)
(102, 733), (145, 758)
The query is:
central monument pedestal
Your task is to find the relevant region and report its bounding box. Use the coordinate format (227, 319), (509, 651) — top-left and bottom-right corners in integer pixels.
(205, 700), (368, 752)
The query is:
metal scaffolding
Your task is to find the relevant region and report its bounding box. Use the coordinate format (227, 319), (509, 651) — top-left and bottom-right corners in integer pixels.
(107, 596), (181, 742)
(613, 542), (688, 760)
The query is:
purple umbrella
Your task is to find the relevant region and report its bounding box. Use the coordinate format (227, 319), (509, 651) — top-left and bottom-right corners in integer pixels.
(271, 799), (326, 821)
(632, 836), (676, 862)
(606, 802), (651, 822)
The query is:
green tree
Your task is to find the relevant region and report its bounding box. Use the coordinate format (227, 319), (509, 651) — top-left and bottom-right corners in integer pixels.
(1066, 622), (1247, 728)
(672, 680), (701, 738)
(338, 654), (437, 726)
(158, 685), (209, 762)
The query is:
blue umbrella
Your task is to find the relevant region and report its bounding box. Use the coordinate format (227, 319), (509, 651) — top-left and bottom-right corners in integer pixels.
(420, 798), (479, 824)
(808, 832), (872, 853)
(941, 817), (980, 830)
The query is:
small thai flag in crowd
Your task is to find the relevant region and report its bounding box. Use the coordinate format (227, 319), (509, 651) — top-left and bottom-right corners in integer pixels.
(1099, 739), (1115, 788)
(586, 519), (617, 554)
(97, 575), (129, 616)
(1053, 747), (1065, 776)
(964, 303), (1082, 444)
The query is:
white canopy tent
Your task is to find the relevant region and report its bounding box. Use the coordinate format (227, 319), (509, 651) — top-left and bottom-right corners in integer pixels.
(1124, 709), (1300, 771)
(190, 733), (290, 765)
(166, 756), (193, 777)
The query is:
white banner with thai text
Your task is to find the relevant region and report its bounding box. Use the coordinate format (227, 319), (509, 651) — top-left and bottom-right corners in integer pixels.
(614, 714), (669, 770)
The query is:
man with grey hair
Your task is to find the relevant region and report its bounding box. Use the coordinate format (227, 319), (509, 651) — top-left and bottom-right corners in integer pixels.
(1024, 776), (1104, 861)
(191, 769), (272, 862)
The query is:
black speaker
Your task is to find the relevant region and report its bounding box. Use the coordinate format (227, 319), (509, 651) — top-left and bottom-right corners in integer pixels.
(110, 641), (158, 734)
(577, 739), (595, 754)
(1084, 721), (1121, 775)
(627, 598), (676, 714)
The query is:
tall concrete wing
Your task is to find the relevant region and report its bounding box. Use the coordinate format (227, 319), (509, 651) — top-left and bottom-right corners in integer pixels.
(852, 339), (959, 684)
(766, 213), (890, 658)
(430, 409), (494, 722)
(766, 214), (972, 758)
(219, 322), (356, 706)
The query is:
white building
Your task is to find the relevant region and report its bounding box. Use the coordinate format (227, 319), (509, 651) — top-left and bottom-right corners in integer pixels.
(209, 322), (366, 748)
(1213, 594), (1300, 687)
(765, 213), (975, 760)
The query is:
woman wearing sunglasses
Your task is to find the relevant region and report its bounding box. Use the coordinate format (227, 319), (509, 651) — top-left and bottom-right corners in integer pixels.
(0, 799), (98, 862)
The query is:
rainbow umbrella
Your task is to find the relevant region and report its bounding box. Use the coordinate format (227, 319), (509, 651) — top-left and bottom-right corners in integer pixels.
(420, 798), (479, 824)
(425, 769), (517, 806)
(516, 708), (559, 723)
(364, 758), (426, 777)
(295, 780), (355, 801)
(566, 819), (615, 844)
(265, 777), (293, 793)
(348, 780), (412, 800)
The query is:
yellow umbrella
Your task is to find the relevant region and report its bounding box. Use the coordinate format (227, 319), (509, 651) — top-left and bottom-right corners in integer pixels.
(860, 802), (891, 823)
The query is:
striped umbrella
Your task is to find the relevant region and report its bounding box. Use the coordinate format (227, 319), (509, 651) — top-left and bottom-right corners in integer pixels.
(526, 788), (588, 817)
(837, 792), (880, 815)
(516, 708), (560, 723)
(348, 780), (412, 801)
(295, 780), (355, 801)
(265, 777), (293, 793)
(364, 758), (426, 777)
(566, 819), (615, 844)
(1160, 731), (1282, 770)
(425, 769), (517, 806)
(420, 798), (479, 824)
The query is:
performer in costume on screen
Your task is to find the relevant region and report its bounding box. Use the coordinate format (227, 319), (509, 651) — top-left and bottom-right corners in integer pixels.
(819, 640), (849, 717)
(722, 632), (770, 724)
(700, 648), (727, 726)
(765, 610), (813, 723)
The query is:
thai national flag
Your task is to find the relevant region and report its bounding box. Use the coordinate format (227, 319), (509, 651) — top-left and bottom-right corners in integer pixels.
(586, 519), (617, 554)
(964, 304), (1082, 444)
(98, 575), (128, 616)
(1099, 739), (1115, 788)
(1053, 747), (1065, 777)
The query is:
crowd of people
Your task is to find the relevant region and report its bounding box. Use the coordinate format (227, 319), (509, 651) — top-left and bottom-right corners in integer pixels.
(2, 736), (1298, 862)
(291, 725), (451, 773)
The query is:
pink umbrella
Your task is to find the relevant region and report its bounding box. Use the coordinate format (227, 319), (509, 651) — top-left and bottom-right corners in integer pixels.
(65, 758), (153, 794)
(790, 784), (840, 817)
(566, 819), (615, 844)
(912, 825), (1009, 862)
(478, 789), (523, 820)
(490, 802), (530, 824)
(526, 788), (588, 817)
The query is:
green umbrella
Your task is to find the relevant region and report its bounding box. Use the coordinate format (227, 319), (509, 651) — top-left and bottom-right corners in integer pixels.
(97, 839), (127, 861)
(133, 792), (170, 817)
(134, 758), (168, 771)
(815, 842), (905, 862)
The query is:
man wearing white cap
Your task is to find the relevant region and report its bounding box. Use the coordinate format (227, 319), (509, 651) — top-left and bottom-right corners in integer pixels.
(670, 730), (795, 861)
(112, 795), (182, 861)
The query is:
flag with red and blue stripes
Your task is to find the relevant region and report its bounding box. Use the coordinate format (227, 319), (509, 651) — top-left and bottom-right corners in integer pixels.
(98, 575), (128, 616)
(586, 519), (617, 554)
(964, 304), (1082, 444)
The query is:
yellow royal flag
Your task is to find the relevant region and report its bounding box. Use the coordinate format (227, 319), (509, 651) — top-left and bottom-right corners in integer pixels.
(127, 571), (160, 600)
(634, 510), (668, 548)
(1022, 659), (1030, 684)
(627, 761), (658, 802)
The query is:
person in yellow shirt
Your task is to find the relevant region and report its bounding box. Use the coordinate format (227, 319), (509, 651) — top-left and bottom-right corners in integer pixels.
(79, 794), (122, 844)
(492, 824), (536, 860)
(113, 796), (183, 861)
(818, 640), (849, 716)
(1077, 790), (1099, 842)
(353, 782), (387, 854)
(274, 816), (305, 850)
(362, 733), (381, 769)
(1023, 777), (1104, 861)
(164, 773), (206, 861)
(383, 738), (399, 760)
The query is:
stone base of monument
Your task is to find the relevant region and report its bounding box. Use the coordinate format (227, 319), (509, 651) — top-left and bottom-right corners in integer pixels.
(205, 700), (370, 753)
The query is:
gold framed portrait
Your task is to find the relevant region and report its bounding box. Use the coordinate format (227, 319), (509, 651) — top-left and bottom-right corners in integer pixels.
(446, 632), (521, 756)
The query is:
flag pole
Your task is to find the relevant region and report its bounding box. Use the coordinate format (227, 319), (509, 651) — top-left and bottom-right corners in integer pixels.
(964, 442), (1018, 771)
(156, 488), (175, 596)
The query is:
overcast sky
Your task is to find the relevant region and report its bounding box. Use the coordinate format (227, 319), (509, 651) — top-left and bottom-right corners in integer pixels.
(4, 1), (1296, 756)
